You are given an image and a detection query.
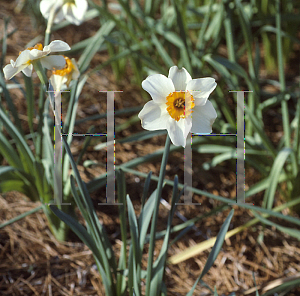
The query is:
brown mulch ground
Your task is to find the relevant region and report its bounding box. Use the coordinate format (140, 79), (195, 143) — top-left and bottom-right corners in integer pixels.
(1, 1), (300, 295)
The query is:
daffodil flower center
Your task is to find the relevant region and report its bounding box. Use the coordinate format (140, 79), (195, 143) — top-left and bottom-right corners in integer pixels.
(19, 43), (43, 55)
(18, 43), (44, 65)
(166, 91), (195, 122)
(174, 97), (185, 108)
(52, 56), (72, 76)
(64, 0), (75, 4)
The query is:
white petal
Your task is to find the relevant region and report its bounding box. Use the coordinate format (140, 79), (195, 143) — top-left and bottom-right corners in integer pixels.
(53, 7), (65, 23)
(184, 116), (193, 137)
(138, 101), (169, 130)
(168, 66), (192, 91)
(191, 100), (217, 134)
(142, 74), (175, 104)
(187, 78), (217, 106)
(15, 50), (31, 67)
(40, 0), (64, 20)
(75, 0), (88, 11)
(71, 58), (80, 79)
(22, 64), (33, 77)
(74, 0), (88, 20)
(50, 74), (66, 91)
(53, 0), (64, 10)
(9, 59), (16, 67)
(62, 3), (79, 25)
(29, 49), (48, 60)
(3, 63), (20, 80)
(40, 55), (66, 70)
(40, 0), (55, 18)
(166, 117), (192, 148)
(44, 40), (70, 52)
(71, 4), (82, 25)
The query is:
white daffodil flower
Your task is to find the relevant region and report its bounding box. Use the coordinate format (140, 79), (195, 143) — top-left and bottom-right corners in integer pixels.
(3, 40), (71, 80)
(40, 0), (88, 26)
(138, 66), (217, 147)
(49, 56), (79, 91)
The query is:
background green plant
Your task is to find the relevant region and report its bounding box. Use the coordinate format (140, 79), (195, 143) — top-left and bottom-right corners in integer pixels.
(50, 135), (235, 296)
(78, 0), (300, 228)
(1, 0), (300, 294)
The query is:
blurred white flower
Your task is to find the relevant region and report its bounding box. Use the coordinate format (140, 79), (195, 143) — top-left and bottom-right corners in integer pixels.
(40, 0), (88, 26)
(3, 40), (70, 80)
(138, 66), (217, 147)
(50, 56), (79, 91)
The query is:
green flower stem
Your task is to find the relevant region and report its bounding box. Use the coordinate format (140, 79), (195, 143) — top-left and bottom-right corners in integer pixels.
(145, 134), (171, 296)
(279, 1), (299, 207)
(276, 0), (290, 148)
(32, 60), (48, 159)
(276, 0), (298, 196)
(23, 75), (35, 145)
(44, 33), (51, 49)
(44, 204), (71, 242)
(35, 87), (45, 160)
(224, 1), (238, 87)
(32, 60), (48, 89)
(45, 4), (57, 46)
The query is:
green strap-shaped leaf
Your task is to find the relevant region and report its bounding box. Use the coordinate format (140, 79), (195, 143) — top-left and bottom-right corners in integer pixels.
(49, 205), (98, 255)
(0, 166), (39, 201)
(186, 209), (234, 296)
(145, 134), (171, 296)
(0, 204), (43, 229)
(244, 103), (277, 158)
(62, 137), (117, 291)
(49, 205), (114, 296)
(0, 106), (34, 173)
(0, 132), (23, 168)
(127, 194), (141, 295)
(252, 210), (300, 241)
(0, 73), (23, 133)
(263, 147), (292, 209)
(261, 277), (300, 296)
(139, 187), (157, 250)
(151, 176), (181, 296)
(78, 20), (115, 73)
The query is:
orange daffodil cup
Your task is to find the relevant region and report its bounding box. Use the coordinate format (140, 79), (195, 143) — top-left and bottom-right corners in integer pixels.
(50, 56), (80, 91)
(138, 66), (217, 147)
(3, 40), (71, 80)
